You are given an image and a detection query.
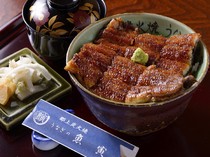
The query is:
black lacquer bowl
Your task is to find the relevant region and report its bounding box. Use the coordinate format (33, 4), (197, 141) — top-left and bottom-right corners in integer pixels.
(22, 0), (106, 60)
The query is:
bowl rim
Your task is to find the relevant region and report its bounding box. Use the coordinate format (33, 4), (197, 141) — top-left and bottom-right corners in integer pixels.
(66, 12), (209, 108)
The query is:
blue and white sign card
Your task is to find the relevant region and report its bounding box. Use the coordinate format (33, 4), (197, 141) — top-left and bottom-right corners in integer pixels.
(22, 99), (139, 157)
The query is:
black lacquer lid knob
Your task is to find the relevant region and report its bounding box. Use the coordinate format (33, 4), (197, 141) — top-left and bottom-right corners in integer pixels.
(48, 0), (80, 10)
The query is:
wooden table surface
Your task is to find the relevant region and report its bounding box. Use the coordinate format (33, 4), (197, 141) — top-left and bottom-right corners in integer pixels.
(1, 0), (210, 157)
(1, 0), (210, 52)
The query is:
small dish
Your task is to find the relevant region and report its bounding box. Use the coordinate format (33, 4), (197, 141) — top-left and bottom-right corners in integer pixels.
(32, 131), (59, 151)
(0, 48), (72, 130)
(31, 109), (74, 151)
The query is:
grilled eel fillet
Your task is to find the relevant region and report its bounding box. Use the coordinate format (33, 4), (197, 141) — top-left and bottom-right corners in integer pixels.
(125, 65), (184, 103)
(156, 33), (201, 75)
(65, 43), (117, 88)
(92, 56), (146, 102)
(65, 18), (200, 103)
(96, 17), (140, 46)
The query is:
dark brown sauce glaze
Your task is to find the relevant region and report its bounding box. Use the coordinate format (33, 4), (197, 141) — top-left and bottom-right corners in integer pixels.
(65, 18), (201, 103)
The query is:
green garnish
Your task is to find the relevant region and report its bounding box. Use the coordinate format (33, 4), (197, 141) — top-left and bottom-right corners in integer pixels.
(131, 47), (149, 65)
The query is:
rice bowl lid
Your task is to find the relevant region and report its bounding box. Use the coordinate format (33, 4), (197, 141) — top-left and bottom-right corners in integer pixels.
(22, 0), (106, 37)
(66, 13), (209, 107)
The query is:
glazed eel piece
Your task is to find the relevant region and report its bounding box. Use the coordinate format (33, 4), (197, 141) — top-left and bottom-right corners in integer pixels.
(96, 17), (140, 46)
(65, 17), (200, 103)
(156, 33), (201, 75)
(91, 56), (146, 102)
(125, 65), (184, 103)
(64, 43), (116, 88)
